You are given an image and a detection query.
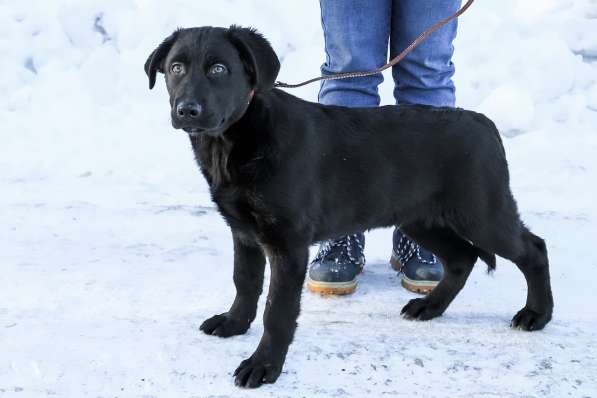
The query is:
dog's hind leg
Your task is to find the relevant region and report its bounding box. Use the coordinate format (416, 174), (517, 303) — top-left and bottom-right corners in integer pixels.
(509, 228), (553, 330)
(474, 222), (553, 331)
(200, 231), (266, 337)
(400, 222), (479, 321)
(457, 205), (553, 331)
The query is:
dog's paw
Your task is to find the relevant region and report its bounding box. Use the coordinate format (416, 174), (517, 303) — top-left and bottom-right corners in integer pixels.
(199, 313), (250, 337)
(511, 307), (551, 331)
(401, 298), (444, 321)
(233, 355), (282, 388)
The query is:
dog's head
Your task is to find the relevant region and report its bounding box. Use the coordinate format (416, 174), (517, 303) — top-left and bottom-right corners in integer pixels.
(145, 26), (280, 137)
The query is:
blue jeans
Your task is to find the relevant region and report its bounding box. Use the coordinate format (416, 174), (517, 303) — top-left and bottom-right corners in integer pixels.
(319, 0), (461, 108)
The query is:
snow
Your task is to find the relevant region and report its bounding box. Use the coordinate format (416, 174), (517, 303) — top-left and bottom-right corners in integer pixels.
(478, 85), (536, 136)
(1, 0), (596, 397)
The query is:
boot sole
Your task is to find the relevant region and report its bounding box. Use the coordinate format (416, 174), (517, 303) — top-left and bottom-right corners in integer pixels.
(389, 254), (437, 295)
(306, 276), (358, 295)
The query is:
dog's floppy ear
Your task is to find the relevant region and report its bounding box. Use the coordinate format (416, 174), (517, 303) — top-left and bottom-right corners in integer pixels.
(227, 25), (280, 92)
(144, 30), (180, 89)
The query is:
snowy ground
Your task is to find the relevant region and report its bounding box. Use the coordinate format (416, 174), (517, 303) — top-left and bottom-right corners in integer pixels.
(1, 0), (597, 397)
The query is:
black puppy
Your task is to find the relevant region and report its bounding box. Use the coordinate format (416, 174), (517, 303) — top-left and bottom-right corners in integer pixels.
(145, 26), (553, 388)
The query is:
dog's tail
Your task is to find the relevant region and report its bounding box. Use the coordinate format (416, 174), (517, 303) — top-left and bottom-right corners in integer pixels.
(477, 247), (496, 273)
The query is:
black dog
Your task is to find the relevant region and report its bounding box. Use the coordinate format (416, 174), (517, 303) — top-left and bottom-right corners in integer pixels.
(145, 26), (553, 388)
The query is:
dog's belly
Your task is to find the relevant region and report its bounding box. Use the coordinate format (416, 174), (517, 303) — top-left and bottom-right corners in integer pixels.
(306, 175), (439, 242)
(310, 206), (413, 243)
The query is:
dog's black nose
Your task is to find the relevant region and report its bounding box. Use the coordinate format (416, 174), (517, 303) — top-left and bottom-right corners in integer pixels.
(176, 101), (203, 119)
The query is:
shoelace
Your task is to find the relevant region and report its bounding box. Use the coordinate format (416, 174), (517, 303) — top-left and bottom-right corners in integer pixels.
(394, 235), (437, 266)
(314, 234), (365, 265)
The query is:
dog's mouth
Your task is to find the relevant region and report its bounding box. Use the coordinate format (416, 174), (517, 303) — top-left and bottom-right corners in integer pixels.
(182, 127), (205, 135)
(177, 118), (226, 137)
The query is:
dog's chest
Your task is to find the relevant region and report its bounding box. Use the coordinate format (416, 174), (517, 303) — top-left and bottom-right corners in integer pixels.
(212, 186), (274, 234)
(192, 134), (276, 234)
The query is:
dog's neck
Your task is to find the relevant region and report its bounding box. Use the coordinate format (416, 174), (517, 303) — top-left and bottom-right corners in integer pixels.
(189, 91), (276, 189)
(189, 133), (232, 187)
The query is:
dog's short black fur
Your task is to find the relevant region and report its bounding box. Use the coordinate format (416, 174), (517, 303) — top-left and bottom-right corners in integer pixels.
(145, 26), (553, 388)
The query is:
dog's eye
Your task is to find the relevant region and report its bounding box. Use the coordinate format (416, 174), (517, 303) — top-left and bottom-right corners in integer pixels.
(209, 63), (227, 75)
(170, 63), (185, 74)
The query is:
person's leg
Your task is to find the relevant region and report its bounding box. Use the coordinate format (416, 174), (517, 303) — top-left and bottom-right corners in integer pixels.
(390, 0), (460, 107)
(388, 0), (461, 293)
(318, 0), (391, 107)
(308, 0), (391, 295)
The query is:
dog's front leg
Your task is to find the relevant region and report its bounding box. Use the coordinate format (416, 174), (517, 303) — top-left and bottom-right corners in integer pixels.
(233, 244), (308, 388)
(200, 232), (266, 337)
